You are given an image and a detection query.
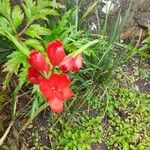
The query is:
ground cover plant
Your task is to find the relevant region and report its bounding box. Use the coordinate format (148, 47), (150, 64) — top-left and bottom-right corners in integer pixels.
(0, 0), (150, 149)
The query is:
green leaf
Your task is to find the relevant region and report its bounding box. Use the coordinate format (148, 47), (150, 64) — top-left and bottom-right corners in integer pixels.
(12, 5), (24, 29)
(0, 27), (6, 36)
(30, 97), (39, 118)
(4, 0), (11, 15)
(2, 51), (27, 89)
(22, 0), (62, 23)
(0, 0), (11, 17)
(123, 142), (129, 150)
(24, 39), (45, 52)
(24, 0), (34, 7)
(81, 0), (98, 21)
(25, 24), (50, 39)
(46, 1), (65, 9)
(22, 3), (32, 22)
(18, 64), (28, 87)
(0, 16), (11, 32)
(36, 0), (64, 9)
(39, 8), (59, 17)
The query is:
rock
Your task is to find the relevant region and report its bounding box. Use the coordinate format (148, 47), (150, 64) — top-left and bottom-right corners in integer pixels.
(134, 12), (150, 28)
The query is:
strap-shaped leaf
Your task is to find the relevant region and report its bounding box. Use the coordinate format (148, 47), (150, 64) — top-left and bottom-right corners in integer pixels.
(25, 24), (50, 39)
(12, 5), (24, 29)
(24, 39), (45, 52)
(3, 51), (27, 89)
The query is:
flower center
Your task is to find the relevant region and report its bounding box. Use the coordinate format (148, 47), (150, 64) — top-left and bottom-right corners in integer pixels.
(51, 87), (62, 93)
(51, 87), (56, 91)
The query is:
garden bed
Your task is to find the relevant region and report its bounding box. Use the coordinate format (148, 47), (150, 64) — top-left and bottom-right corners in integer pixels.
(0, 0), (150, 150)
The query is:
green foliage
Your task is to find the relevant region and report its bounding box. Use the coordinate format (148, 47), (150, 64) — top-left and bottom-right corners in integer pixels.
(139, 68), (149, 80)
(0, 0), (11, 18)
(2, 51), (27, 89)
(81, 0), (99, 21)
(102, 87), (150, 149)
(47, 1), (131, 92)
(23, 39), (45, 52)
(11, 5), (24, 29)
(22, 0), (63, 23)
(0, 36), (15, 64)
(1, 2), (149, 150)
(49, 114), (103, 150)
(137, 28), (150, 58)
(30, 85), (46, 117)
(25, 24), (50, 39)
(88, 96), (101, 109)
(0, 0), (63, 89)
(18, 63), (29, 88)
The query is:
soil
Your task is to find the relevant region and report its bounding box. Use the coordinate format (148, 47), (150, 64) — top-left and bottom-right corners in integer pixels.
(0, 0), (150, 150)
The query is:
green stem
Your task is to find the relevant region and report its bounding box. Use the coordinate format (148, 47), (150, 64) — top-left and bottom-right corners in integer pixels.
(18, 18), (34, 37)
(5, 31), (30, 56)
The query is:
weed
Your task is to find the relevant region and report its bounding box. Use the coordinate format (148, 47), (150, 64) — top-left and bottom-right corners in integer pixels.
(49, 114), (103, 150)
(104, 87), (150, 149)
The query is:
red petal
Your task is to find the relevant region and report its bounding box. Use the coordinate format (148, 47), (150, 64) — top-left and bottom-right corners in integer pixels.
(49, 99), (64, 113)
(73, 54), (82, 72)
(58, 74), (71, 89)
(28, 67), (44, 84)
(44, 63), (50, 73)
(63, 87), (74, 100)
(40, 78), (64, 100)
(40, 73), (71, 101)
(39, 80), (54, 100)
(39, 79), (49, 92)
(47, 73), (71, 89)
(48, 73), (60, 87)
(60, 55), (74, 72)
(47, 40), (65, 66)
(28, 50), (47, 72)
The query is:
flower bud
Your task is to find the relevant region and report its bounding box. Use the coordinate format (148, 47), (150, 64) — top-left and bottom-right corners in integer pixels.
(60, 55), (74, 72)
(28, 67), (44, 84)
(47, 40), (65, 66)
(28, 50), (47, 72)
(72, 54), (82, 72)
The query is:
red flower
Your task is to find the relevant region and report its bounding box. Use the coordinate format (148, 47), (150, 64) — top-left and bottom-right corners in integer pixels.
(47, 40), (65, 66)
(28, 67), (44, 84)
(28, 50), (48, 72)
(60, 54), (82, 72)
(39, 73), (74, 113)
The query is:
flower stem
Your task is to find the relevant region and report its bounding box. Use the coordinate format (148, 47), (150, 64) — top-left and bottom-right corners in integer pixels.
(5, 31), (30, 56)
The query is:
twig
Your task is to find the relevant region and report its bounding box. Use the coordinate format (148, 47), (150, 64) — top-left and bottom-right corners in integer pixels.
(135, 28), (143, 48)
(18, 18), (34, 37)
(0, 121), (13, 146)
